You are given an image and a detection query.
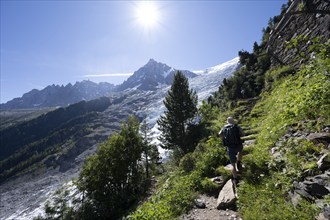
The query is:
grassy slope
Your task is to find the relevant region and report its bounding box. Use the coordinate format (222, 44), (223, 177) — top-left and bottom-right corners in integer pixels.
(237, 51), (330, 219)
(127, 43), (330, 219)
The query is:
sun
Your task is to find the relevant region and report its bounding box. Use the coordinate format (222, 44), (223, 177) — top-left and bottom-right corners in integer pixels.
(134, 1), (160, 29)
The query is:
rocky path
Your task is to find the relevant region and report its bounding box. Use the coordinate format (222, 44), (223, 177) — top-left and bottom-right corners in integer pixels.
(179, 99), (260, 220)
(179, 194), (241, 220)
(180, 124), (257, 220)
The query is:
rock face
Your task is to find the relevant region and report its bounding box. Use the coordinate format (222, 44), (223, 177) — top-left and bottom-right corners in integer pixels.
(317, 206), (330, 220)
(118, 59), (197, 91)
(216, 180), (237, 210)
(307, 133), (330, 145)
(293, 172), (330, 200)
(0, 81), (115, 109)
(272, 126), (330, 219)
(317, 153), (330, 171)
(292, 171), (330, 219)
(268, 0), (330, 66)
(0, 59), (198, 110)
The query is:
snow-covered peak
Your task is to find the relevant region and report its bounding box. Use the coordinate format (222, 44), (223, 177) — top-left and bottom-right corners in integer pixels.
(163, 67), (174, 78)
(193, 57), (240, 75)
(118, 59), (196, 91)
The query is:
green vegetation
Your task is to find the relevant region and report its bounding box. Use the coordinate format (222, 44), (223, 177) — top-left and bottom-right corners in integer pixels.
(0, 97), (111, 183)
(35, 40), (329, 219)
(34, 2), (330, 218)
(238, 179), (318, 220)
(128, 135), (229, 219)
(140, 117), (159, 179)
(128, 39), (330, 219)
(78, 116), (146, 219)
(0, 97), (110, 161)
(208, 43), (271, 109)
(157, 71), (199, 154)
(237, 42), (329, 219)
(127, 174), (197, 219)
(35, 116), (160, 220)
(0, 108), (55, 129)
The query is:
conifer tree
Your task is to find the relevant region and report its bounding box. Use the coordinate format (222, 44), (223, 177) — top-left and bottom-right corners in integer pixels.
(78, 115), (144, 219)
(140, 116), (159, 179)
(157, 71), (198, 155)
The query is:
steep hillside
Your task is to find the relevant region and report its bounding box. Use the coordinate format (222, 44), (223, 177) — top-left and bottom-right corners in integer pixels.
(0, 108), (56, 129)
(127, 40), (330, 220)
(0, 97), (111, 181)
(126, 1), (330, 219)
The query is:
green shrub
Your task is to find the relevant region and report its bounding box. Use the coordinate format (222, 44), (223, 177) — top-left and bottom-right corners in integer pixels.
(215, 166), (231, 180)
(238, 178), (319, 220)
(264, 66), (295, 90)
(127, 175), (197, 219)
(179, 152), (196, 173)
(200, 177), (219, 195)
(195, 137), (228, 177)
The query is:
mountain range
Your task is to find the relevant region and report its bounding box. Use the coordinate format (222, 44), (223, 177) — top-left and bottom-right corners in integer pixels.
(0, 57), (239, 219)
(0, 59), (198, 110)
(0, 81), (115, 109)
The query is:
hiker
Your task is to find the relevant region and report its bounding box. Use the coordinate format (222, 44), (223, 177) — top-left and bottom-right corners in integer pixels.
(218, 117), (244, 185)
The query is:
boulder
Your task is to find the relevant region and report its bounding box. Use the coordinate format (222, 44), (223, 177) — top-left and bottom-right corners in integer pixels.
(317, 206), (330, 220)
(293, 172), (330, 200)
(307, 132), (330, 145)
(289, 191), (303, 207)
(210, 176), (225, 186)
(217, 180), (237, 210)
(317, 153), (330, 171)
(195, 199), (206, 209)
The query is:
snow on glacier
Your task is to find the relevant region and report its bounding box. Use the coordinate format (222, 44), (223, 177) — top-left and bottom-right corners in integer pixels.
(137, 57), (239, 159)
(0, 57), (239, 220)
(141, 57), (239, 124)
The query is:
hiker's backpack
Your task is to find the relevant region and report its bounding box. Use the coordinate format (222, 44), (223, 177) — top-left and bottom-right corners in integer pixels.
(222, 124), (242, 146)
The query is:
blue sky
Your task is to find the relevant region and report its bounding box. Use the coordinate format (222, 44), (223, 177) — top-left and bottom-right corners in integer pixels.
(0, 0), (287, 103)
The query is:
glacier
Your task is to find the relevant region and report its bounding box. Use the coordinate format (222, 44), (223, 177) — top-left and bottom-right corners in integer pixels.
(0, 57), (239, 220)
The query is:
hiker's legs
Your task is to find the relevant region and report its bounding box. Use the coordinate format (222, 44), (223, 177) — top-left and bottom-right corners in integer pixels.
(231, 162), (238, 178)
(236, 144), (244, 171)
(237, 150), (243, 162)
(227, 146), (239, 179)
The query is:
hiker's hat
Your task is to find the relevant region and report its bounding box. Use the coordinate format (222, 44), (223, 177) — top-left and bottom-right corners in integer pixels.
(227, 117), (235, 124)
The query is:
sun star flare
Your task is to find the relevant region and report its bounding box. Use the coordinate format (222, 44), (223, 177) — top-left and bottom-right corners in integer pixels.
(135, 1), (161, 29)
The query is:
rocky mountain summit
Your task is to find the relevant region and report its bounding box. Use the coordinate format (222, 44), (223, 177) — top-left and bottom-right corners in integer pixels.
(118, 58), (197, 91)
(0, 81), (115, 109)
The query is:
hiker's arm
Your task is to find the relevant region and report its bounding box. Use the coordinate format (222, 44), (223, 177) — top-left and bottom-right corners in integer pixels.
(218, 129), (224, 139)
(239, 127), (244, 137)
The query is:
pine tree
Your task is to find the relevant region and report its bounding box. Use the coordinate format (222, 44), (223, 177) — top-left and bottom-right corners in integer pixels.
(157, 71), (198, 155)
(140, 116), (159, 179)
